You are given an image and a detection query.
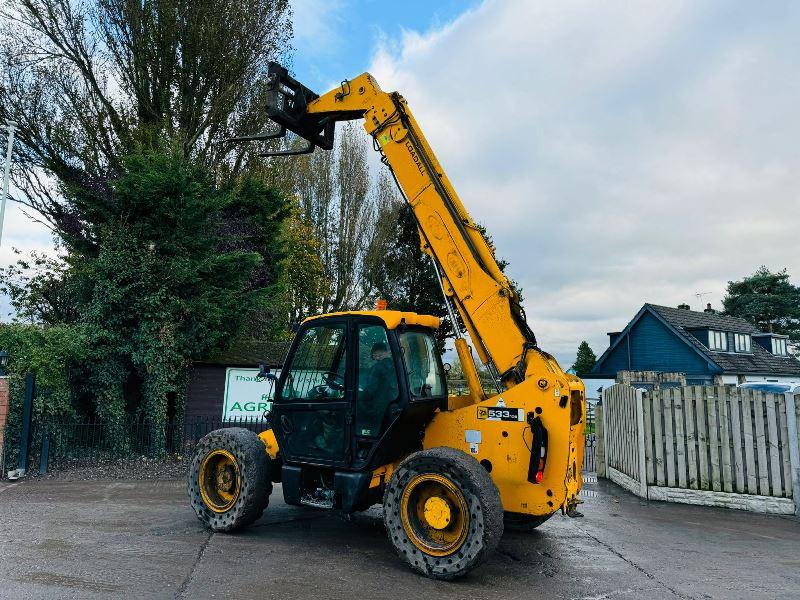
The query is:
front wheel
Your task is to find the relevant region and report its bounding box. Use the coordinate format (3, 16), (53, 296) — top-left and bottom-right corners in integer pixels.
(188, 428), (272, 532)
(383, 447), (503, 580)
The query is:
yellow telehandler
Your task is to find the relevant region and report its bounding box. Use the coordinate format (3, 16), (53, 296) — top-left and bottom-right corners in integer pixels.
(188, 63), (586, 580)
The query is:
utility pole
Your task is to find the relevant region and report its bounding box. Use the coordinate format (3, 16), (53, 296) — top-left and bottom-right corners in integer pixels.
(0, 121), (18, 249)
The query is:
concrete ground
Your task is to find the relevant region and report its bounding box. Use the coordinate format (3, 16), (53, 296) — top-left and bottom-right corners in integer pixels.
(0, 475), (797, 600)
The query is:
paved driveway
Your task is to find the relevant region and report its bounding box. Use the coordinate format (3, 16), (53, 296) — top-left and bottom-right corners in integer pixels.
(0, 475), (797, 599)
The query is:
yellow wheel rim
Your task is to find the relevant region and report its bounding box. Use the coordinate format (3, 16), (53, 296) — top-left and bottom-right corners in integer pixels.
(423, 496), (452, 530)
(199, 449), (240, 513)
(400, 473), (470, 556)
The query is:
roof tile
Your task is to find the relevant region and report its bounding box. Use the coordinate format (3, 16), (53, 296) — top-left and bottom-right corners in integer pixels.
(648, 304), (800, 377)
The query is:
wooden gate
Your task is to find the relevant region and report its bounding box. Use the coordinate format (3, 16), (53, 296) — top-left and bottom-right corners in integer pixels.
(600, 384), (647, 496)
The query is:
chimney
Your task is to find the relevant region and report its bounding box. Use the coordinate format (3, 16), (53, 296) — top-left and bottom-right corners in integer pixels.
(678, 303), (690, 310)
(704, 303), (715, 314)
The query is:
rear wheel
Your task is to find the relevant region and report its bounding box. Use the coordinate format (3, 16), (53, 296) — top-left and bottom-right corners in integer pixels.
(188, 428), (272, 532)
(503, 511), (554, 532)
(383, 447), (503, 580)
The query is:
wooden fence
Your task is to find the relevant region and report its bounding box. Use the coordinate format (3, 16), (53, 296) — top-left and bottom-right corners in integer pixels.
(599, 384), (800, 515)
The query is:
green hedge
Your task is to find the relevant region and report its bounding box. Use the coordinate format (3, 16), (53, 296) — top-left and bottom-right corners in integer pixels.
(0, 322), (88, 419)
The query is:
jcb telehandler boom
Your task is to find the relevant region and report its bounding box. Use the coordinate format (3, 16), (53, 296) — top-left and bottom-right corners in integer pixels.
(188, 63), (586, 580)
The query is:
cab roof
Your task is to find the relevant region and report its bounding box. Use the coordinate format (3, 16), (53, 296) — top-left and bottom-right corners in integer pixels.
(303, 310), (440, 330)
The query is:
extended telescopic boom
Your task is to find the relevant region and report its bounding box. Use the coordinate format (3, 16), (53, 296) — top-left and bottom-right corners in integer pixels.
(236, 63), (569, 401)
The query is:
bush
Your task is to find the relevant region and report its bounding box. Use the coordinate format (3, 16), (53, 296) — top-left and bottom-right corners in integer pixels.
(0, 323), (88, 419)
(0, 323), (88, 467)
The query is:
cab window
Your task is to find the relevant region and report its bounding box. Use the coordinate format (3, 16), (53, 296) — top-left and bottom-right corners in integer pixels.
(283, 324), (347, 400)
(356, 325), (399, 437)
(398, 330), (445, 398)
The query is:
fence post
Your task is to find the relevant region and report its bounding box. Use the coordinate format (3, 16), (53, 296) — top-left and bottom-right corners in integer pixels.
(601, 387), (610, 479)
(785, 392), (800, 516)
(15, 373), (35, 476)
(39, 430), (50, 476)
(596, 404), (606, 478)
(635, 388), (649, 499)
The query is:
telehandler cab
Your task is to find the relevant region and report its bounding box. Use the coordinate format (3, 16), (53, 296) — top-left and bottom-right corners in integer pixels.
(188, 63), (586, 580)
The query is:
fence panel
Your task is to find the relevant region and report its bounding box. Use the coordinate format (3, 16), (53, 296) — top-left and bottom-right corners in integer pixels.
(642, 393), (654, 484)
(684, 388), (698, 489)
(673, 388), (687, 488)
(652, 392), (665, 485)
(754, 394), (769, 495)
(602, 384), (798, 513)
(729, 392), (745, 493)
(706, 387), (722, 492)
(602, 384), (641, 485)
(765, 396), (782, 497)
(741, 390), (758, 493)
(778, 398), (792, 497)
(663, 390), (676, 486)
(719, 387), (733, 493)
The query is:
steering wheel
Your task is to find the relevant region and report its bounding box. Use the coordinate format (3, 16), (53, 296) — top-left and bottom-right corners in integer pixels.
(322, 371), (345, 391)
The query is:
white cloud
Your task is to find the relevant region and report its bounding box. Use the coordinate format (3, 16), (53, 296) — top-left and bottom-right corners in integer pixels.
(291, 0), (345, 55)
(0, 199), (57, 319)
(0, 202), (54, 262)
(368, 0), (800, 367)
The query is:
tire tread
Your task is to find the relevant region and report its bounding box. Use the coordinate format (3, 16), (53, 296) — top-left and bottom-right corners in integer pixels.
(383, 447), (503, 580)
(187, 428), (272, 532)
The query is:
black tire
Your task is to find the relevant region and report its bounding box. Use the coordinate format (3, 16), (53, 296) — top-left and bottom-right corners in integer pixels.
(503, 511), (554, 533)
(188, 428), (272, 532)
(383, 447), (503, 580)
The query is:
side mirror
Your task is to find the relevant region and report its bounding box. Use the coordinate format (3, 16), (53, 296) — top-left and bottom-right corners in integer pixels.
(443, 362), (452, 373)
(257, 364), (278, 381)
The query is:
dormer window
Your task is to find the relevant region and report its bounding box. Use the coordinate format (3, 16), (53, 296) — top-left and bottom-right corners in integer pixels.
(734, 333), (751, 353)
(772, 337), (788, 356)
(709, 330), (727, 351)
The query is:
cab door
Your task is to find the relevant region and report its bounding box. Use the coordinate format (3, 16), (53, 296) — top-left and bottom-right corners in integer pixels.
(272, 320), (352, 467)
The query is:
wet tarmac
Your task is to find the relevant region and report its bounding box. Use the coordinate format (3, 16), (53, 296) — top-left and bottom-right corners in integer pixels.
(0, 475), (797, 599)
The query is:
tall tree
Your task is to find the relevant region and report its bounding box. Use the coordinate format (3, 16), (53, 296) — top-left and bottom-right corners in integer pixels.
(723, 267), (800, 341)
(0, 250), (80, 324)
(13, 152), (287, 442)
(0, 0), (292, 248)
(278, 203), (326, 326)
(0, 1), (294, 439)
(2, 152), (288, 436)
(367, 198), (454, 349)
(292, 123), (395, 312)
(571, 341), (596, 377)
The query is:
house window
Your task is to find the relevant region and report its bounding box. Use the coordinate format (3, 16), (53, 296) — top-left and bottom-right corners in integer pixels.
(708, 330), (727, 351)
(734, 333), (751, 353)
(772, 337), (788, 356)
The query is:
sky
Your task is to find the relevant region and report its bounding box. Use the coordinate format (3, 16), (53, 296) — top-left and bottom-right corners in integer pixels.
(3, 0), (800, 374)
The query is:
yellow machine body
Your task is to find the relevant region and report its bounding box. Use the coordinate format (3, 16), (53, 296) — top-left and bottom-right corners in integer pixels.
(256, 67), (586, 517)
(424, 379), (585, 514)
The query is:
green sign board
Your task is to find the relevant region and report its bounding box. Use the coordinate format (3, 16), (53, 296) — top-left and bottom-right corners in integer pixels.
(222, 368), (280, 421)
